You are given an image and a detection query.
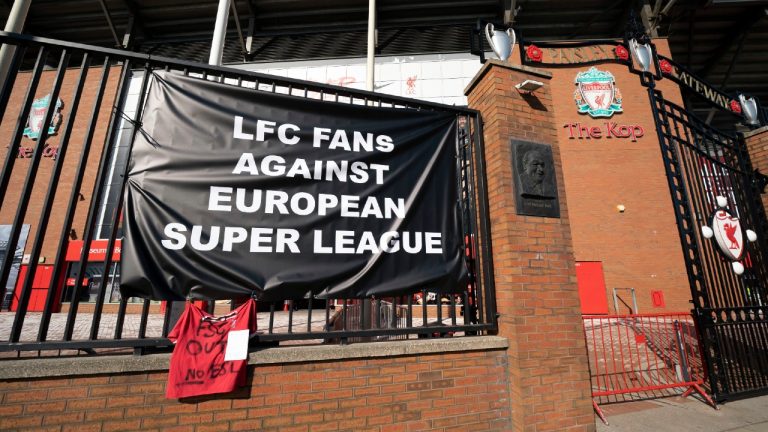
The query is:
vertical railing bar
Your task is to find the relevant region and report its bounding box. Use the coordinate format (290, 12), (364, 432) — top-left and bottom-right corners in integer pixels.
(0, 47), (48, 307)
(407, 295), (413, 328)
(678, 124), (725, 308)
(456, 119), (475, 327)
(753, 320), (768, 385)
(471, 113), (490, 325)
(703, 152), (737, 307)
(736, 321), (758, 390)
(375, 299), (381, 329)
(64, 60), (141, 341)
(288, 300), (294, 334)
(0, 43), (25, 122)
(663, 316), (675, 384)
(751, 321), (768, 387)
(736, 318), (760, 389)
(324, 299), (331, 330)
(268, 302), (275, 334)
(462, 292), (469, 325)
(728, 324), (746, 393)
(588, 318), (600, 398)
(89, 64), (158, 339)
(391, 296), (398, 329)
(38, 56), (116, 341)
(91, 64), (152, 340)
(34, 52), (93, 341)
(359, 299), (365, 330)
(450, 295), (457, 326)
(307, 297), (313, 333)
(596, 317), (607, 397)
(436, 293), (443, 325)
(607, 319), (621, 393)
(613, 316), (630, 392)
(644, 316), (659, 387)
(113, 296), (128, 339)
(160, 300), (174, 337)
(8, 49), (70, 342)
(11, 49), (88, 342)
(688, 115), (743, 309)
(0, 46), (47, 206)
(342, 300), (348, 331)
(421, 289), (427, 327)
(653, 94), (714, 314)
(137, 299), (150, 338)
(745, 315), (768, 385)
(722, 323), (743, 392)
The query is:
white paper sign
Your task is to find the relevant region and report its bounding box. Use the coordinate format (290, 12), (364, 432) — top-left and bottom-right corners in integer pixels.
(224, 329), (249, 361)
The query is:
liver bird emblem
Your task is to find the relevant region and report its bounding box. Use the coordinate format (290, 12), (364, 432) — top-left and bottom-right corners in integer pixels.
(723, 223), (740, 250)
(700, 195), (758, 275)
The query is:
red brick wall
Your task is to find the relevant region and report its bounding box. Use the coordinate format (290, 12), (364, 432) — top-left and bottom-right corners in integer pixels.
(542, 40), (691, 313)
(466, 62), (595, 432)
(0, 349), (511, 432)
(745, 127), (768, 214)
(0, 65), (121, 261)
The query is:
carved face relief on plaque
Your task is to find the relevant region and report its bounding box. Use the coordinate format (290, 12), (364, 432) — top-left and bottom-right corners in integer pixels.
(511, 140), (560, 218)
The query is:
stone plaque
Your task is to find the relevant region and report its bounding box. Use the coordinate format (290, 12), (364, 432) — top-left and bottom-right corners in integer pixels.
(511, 140), (560, 218)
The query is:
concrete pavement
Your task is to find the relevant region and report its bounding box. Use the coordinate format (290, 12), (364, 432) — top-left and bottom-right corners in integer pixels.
(596, 394), (768, 431)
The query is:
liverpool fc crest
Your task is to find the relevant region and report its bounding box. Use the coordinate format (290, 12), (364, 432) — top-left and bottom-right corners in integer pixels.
(23, 94), (63, 140)
(700, 195), (759, 275)
(573, 67), (622, 118)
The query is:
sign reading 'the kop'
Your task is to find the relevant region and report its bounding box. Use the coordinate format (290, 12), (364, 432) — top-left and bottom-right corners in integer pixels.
(121, 72), (467, 301)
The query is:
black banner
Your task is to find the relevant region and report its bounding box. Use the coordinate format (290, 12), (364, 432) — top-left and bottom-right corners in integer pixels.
(121, 72), (467, 301)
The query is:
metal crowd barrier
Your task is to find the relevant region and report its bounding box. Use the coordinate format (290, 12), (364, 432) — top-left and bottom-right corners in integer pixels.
(0, 31), (497, 355)
(582, 313), (717, 424)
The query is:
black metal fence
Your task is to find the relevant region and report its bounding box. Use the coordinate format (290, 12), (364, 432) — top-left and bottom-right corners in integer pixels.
(649, 86), (768, 401)
(0, 31), (496, 355)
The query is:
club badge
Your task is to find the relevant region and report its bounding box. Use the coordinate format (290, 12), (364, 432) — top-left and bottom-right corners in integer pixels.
(23, 94), (63, 140)
(700, 196), (758, 275)
(573, 67), (623, 118)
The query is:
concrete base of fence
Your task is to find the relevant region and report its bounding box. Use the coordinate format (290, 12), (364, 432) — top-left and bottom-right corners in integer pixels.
(0, 336), (512, 431)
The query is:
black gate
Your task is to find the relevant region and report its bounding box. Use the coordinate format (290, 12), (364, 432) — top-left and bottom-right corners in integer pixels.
(646, 69), (768, 401)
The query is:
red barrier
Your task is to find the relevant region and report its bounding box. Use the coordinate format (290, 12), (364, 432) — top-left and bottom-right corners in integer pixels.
(582, 313), (717, 424)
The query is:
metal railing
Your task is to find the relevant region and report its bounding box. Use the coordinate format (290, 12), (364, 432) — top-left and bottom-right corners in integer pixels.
(583, 313), (717, 424)
(0, 31), (497, 355)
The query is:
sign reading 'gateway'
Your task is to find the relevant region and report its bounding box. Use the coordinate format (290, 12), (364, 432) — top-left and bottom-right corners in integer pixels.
(120, 72), (466, 301)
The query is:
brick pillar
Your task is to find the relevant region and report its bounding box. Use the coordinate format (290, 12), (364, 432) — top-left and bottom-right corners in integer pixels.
(465, 60), (595, 432)
(745, 126), (768, 213)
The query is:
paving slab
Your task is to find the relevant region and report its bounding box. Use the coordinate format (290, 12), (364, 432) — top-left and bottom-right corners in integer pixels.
(597, 394), (768, 432)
